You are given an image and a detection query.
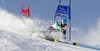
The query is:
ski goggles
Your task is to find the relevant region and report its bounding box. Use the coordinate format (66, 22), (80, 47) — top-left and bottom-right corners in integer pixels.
(63, 23), (67, 25)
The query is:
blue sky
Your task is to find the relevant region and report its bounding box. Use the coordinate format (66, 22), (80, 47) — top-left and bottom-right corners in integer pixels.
(0, 0), (100, 41)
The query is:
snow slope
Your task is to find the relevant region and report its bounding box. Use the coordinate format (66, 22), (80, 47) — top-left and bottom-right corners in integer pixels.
(0, 30), (97, 51)
(0, 7), (100, 51)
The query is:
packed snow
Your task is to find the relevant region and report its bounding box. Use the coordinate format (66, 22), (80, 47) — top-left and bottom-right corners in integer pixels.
(0, 30), (97, 51)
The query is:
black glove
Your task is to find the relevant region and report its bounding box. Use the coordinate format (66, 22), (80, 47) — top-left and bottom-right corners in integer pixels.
(62, 29), (66, 35)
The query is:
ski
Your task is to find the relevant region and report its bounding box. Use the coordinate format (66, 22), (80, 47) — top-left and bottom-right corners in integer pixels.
(44, 38), (79, 46)
(58, 41), (79, 46)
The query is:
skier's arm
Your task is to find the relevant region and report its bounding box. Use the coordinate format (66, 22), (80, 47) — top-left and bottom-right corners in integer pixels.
(56, 22), (62, 29)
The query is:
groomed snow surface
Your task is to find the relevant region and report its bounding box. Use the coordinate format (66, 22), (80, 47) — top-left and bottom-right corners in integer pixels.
(0, 30), (97, 51)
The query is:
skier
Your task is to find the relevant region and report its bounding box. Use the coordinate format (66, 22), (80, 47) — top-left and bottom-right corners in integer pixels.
(48, 19), (68, 41)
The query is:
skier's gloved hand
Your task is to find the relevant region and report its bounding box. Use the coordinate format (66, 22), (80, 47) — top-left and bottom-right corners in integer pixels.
(48, 26), (54, 33)
(61, 28), (66, 35)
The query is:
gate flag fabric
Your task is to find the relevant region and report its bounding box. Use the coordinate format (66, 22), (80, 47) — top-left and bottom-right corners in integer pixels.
(55, 5), (70, 19)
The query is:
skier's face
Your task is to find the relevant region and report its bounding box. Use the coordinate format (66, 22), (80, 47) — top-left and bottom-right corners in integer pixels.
(62, 24), (67, 27)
